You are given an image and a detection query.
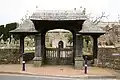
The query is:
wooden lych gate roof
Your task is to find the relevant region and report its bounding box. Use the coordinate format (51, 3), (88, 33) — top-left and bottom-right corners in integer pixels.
(30, 10), (86, 20)
(10, 19), (38, 33)
(10, 10), (105, 35)
(79, 20), (106, 34)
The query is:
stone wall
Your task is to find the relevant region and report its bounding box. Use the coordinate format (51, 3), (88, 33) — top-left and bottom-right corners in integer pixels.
(97, 47), (120, 69)
(0, 48), (20, 64)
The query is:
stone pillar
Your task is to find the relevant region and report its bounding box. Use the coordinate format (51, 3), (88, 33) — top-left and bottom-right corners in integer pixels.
(33, 33), (43, 67)
(20, 35), (25, 64)
(74, 34), (84, 69)
(92, 36), (99, 65)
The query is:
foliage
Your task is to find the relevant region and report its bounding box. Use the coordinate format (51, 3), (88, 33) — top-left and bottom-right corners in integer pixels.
(101, 24), (120, 46)
(27, 35), (35, 40)
(0, 25), (4, 36)
(23, 52), (34, 62)
(0, 22), (19, 42)
(83, 36), (91, 45)
(66, 34), (92, 47)
(65, 33), (73, 44)
(0, 25), (4, 40)
(83, 55), (93, 60)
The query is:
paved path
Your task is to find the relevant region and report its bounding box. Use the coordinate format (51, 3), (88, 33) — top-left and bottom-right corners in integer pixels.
(0, 64), (118, 79)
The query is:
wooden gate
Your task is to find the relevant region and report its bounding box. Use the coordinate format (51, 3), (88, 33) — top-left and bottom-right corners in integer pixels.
(45, 48), (73, 65)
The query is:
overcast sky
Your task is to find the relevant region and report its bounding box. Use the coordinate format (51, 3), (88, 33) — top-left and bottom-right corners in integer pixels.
(0, 0), (120, 25)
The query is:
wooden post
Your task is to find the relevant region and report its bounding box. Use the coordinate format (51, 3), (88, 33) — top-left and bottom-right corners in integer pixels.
(20, 35), (25, 64)
(73, 32), (76, 63)
(41, 33), (45, 64)
(92, 36), (99, 65)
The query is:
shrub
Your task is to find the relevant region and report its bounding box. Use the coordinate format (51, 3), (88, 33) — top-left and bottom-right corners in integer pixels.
(23, 52), (35, 62)
(83, 55), (93, 60)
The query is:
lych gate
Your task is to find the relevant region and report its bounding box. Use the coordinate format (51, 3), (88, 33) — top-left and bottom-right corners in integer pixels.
(10, 10), (105, 69)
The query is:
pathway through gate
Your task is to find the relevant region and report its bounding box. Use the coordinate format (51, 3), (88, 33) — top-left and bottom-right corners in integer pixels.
(45, 47), (73, 65)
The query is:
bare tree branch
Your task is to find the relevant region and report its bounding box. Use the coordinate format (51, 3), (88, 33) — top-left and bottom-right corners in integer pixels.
(92, 12), (108, 25)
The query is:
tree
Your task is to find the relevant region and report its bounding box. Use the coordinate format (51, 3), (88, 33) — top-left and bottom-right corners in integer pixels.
(1, 22), (19, 42)
(83, 36), (91, 46)
(65, 33), (73, 45)
(88, 12), (109, 25)
(0, 25), (4, 40)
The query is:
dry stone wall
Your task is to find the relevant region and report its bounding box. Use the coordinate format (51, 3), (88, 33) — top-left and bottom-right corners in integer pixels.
(97, 47), (120, 70)
(0, 48), (20, 64)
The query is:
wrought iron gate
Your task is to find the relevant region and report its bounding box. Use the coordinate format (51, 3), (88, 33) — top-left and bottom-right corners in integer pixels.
(45, 48), (73, 65)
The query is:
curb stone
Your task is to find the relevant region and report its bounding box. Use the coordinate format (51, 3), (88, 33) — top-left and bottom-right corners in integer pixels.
(0, 71), (117, 79)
